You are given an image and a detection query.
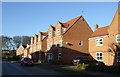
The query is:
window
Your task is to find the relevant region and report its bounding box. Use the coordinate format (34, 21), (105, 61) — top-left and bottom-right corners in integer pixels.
(38, 37), (41, 41)
(116, 34), (120, 43)
(96, 52), (103, 61)
(49, 32), (52, 38)
(56, 42), (60, 47)
(47, 43), (50, 49)
(58, 53), (62, 60)
(79, 41), (83, 46)
(59, 40), (62, 47)
(62, 27), (66, 32)
(47, 53), (52, 62)
(96, 37), (103, 46)
(42, 35), (45, 39)
(50, 42), (53, 47)
(117, 52), (120, 62)
(57, 29), (60, 35)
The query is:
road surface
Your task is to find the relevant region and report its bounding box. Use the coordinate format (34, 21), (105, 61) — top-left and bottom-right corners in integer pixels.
(2, 61), (61, 75)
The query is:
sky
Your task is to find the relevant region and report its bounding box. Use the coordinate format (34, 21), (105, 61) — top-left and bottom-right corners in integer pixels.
(2, 2), (118, 37)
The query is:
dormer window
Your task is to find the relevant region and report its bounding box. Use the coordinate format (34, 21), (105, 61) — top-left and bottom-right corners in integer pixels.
(62, 27), (66, 32)
(57, 29), (60, 35)
(49, 32), (52, 38)
(38, 36), (41, 41)
(42, 35), (45, 39)
(96, 37), (103, 46)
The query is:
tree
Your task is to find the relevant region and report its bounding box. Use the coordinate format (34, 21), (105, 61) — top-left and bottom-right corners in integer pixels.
(22, 36), (31, 45)
(1, 35), (31, 50)
(12, 36), (23, 48)
(12, 36), (31, 48)
(1, 35), (15, 50)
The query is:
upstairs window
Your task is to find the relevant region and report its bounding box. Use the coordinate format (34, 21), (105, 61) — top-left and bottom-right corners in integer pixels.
(96, 52), (103, 61)
(49, 32), (52, 38)
(62, 27), (66, 32)
(42, 35), (45, 39)
(57, 29), (60, 35)
(59, 40), (62, 47)
(38, 37), (41, 41)
(47, 43), (50, 49)
(50, 42), (53, 47)
(116, 34), (120, 43)
(96, 37), (103, 46)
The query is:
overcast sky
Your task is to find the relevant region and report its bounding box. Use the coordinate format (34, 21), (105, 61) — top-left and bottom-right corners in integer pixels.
(2, 2), (118, 37)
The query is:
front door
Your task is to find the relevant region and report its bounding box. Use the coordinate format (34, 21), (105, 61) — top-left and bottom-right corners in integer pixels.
(47, 53), (52, 62)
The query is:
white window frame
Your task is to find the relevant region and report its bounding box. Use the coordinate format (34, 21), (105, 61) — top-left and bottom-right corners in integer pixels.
(96, 37), (103, 46)
(42, 35), (45, 39)
(79, 41), (83, 46)
(58, 53), (62, 60)
(117, 52), (120, 62)
(47, 43), (50, 49)
(59, 40), (62, 47)
(49, 32), (52, 38)
(38, 37), (41, 41)
(62, 27), (66, 32)
(116, 34), (120, 43)
(96, 52), (103, 61)
(50, 42), (53, 47)
(57, 29), (60, 35)
(47, 53), (52, 60)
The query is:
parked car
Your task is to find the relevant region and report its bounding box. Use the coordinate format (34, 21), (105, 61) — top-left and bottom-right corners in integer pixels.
(73, 56), (104, 66)
(20, 57), (34, 66)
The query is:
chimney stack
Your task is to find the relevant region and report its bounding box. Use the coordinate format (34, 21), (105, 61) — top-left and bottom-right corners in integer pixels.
(94, 24), (99, 31)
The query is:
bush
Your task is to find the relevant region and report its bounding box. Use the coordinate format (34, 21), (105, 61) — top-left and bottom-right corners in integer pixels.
(77, 63), (88, 70)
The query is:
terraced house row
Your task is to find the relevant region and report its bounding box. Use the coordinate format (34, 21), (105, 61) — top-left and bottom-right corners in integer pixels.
(17, 6), (120, 66)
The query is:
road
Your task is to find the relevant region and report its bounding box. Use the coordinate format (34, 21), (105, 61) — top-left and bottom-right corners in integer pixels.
(2, 61), (117, 77)
(2, 61), (61, 76)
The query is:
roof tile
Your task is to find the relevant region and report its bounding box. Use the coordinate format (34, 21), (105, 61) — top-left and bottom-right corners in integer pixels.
(91, 26), (109, 37)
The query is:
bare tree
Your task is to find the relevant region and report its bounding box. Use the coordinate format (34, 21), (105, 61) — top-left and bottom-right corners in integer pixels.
(1, 35), (31, 50)
(1, 35), (15, 50)
(12, 36), (31, 48)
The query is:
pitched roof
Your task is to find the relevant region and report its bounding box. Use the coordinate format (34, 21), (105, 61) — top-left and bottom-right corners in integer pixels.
(41, 32), (48, 36)
(50, 25), (55, 31)
(22, 45), (27, 48)
(91, 26), (109, 37)
(62, 16), (82, 34)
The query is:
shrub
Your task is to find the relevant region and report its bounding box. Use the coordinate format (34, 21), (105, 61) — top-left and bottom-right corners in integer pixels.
(77, 63), (88, 70)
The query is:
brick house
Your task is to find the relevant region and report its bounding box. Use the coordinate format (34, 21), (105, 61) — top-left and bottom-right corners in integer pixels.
(46, 16), (93, 64)
(89, 7), (120, 66)
(29, 32), (48, 62)
(16, 44), (27, 59)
